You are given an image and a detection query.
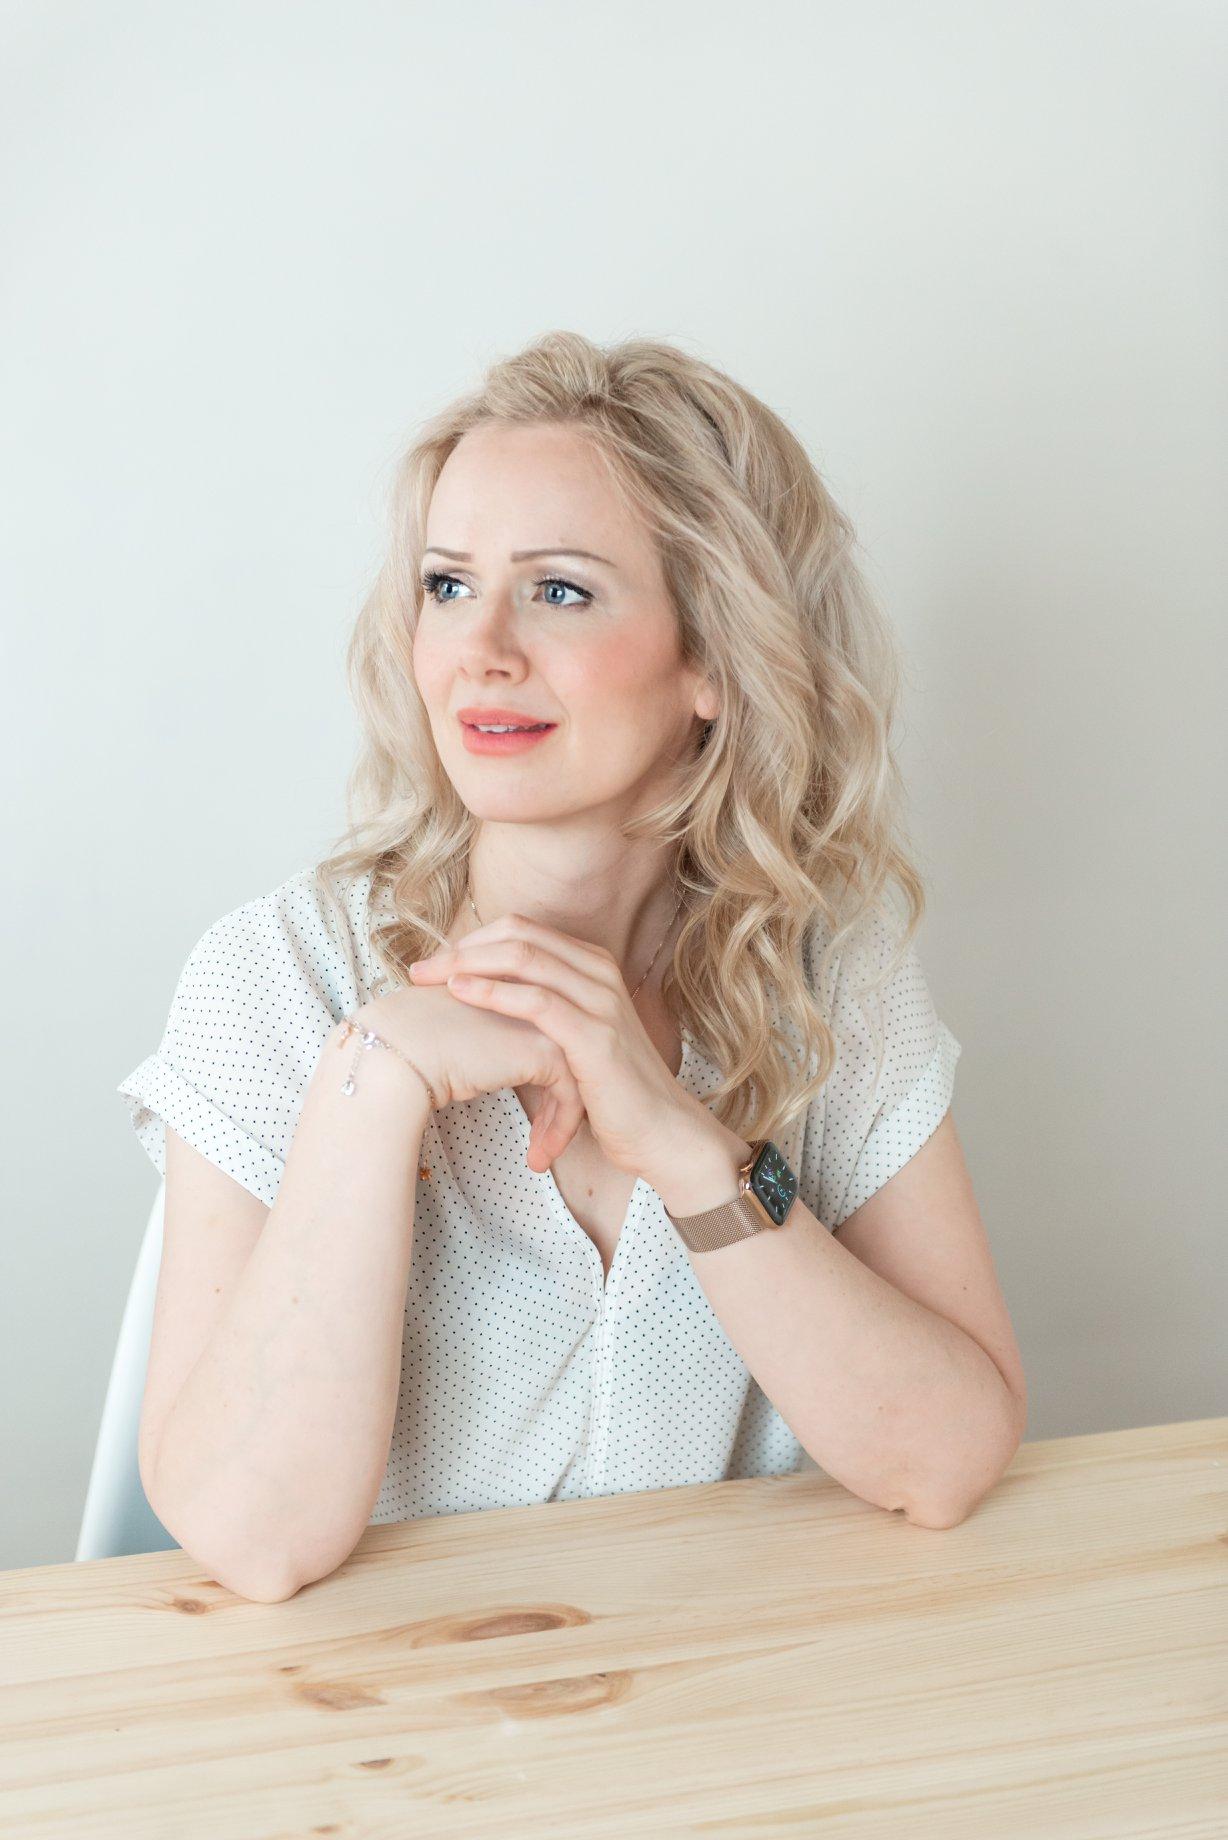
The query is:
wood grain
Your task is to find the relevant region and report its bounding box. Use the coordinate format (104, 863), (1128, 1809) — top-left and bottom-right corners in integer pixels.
(2, 1418), (1224, 1837)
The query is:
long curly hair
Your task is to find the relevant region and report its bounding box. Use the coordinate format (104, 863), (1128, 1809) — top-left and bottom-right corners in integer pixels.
(315, 330), (928, 1143)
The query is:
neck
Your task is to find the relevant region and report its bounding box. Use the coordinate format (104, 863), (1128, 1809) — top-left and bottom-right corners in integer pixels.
(461, 832), (685, 993)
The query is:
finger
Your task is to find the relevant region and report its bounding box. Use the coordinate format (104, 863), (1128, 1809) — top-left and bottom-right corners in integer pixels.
(532, 1098), (558, 1170)
(424, 938), (614, 1023)
(532, 1078), (585, 1171)
(446, 971), (620, 1082)
(433, 915), (624, 991)
(527, 1099), (555, 1172)
(551, 1070), (586, 1154)
(535, 1108), (582, 1170)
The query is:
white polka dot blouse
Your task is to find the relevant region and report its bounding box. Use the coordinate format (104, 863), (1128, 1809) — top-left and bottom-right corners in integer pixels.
(117, 866), (961, 1523)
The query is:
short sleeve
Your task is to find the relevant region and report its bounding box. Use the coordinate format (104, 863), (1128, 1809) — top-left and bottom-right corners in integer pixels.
(116, 867), (363, 1208)
(799, 905), (962, 1232)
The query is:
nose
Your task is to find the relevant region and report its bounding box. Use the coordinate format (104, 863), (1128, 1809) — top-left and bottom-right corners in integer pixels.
(456, 592), (531, 674)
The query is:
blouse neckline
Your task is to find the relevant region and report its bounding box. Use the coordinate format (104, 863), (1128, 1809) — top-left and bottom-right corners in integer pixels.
(490, 1021), (706, 1297)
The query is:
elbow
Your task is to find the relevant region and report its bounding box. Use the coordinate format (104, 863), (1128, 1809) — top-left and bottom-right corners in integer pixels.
(141, 1441), (366, 1602)
(192, 1545), (307, 1604)
(162, 1520), (306, 1602)
(187, 1536), (307, 1604)
(904, 1409), (1026, 1531)
(902, 1479), (984, 1528)
(227, 1566), (306, 1604)
(904, 1496), (973, 1530)
(143, 1476), (308, 1604)
(162, 1549), (306, 1601)
(244, 1526), (370, 1601)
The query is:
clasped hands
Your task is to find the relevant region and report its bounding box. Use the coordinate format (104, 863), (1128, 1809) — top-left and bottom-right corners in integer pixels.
(407, 909), (730, 1195)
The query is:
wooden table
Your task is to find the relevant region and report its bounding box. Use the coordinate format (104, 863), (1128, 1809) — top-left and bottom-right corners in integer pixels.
(3, 1418), (1224, 1837)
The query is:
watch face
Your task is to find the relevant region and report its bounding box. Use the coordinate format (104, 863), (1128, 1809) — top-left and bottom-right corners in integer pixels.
(750, 1140), (798, 1226)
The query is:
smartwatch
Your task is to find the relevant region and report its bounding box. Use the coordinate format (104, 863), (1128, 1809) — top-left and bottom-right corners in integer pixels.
(663, 1138), (799, 1252)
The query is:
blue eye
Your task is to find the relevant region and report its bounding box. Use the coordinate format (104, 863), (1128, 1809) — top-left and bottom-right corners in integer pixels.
(419, 570), (593, 610)
(420, 570), (465, 604)
(536, 575), (591, 608)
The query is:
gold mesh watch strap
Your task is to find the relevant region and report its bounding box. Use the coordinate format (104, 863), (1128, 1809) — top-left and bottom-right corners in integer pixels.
(666, 1185), (775, 1253)
(664, 1140), (773, 1253)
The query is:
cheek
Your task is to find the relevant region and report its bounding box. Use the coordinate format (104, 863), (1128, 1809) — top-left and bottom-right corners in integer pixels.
(565, 632), (671, 703)
(412, 623), (447, 693)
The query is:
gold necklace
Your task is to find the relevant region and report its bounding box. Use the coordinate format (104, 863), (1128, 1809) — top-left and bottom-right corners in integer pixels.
(465, 881), (684, 1003)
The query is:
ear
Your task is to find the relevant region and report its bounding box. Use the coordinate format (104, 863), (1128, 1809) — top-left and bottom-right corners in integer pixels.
(693, 681), (719, 723)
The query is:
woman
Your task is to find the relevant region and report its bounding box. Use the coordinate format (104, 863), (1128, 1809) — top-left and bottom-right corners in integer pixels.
(119, 331), (1026, 1602)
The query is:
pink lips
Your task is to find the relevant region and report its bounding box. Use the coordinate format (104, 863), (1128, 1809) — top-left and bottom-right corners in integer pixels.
(459, 714), (558, 756)
(456, 705), (554, 726)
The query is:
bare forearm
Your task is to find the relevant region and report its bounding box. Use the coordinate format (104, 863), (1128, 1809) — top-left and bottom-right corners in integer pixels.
(149, 1016), (430, 1599)
(656, 1124), (1023, 1527)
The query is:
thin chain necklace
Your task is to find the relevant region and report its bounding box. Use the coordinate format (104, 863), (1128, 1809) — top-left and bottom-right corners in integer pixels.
(465, 880), (684, 1005)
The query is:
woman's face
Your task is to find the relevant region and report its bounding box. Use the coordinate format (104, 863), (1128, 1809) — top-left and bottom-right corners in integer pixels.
(412, 421), (716, 826)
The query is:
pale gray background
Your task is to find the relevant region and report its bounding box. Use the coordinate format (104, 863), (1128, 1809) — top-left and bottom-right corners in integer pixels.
(3, 0), (1224, 1570)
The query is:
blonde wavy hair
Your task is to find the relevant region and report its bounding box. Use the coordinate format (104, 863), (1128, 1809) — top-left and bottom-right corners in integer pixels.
(315, 330), (928, 1144)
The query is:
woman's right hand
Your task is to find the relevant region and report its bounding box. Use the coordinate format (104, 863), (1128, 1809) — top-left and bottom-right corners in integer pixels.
(354, 984), (586, 1173)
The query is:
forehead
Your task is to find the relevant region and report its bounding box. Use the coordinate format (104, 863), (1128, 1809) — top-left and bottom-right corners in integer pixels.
(426, 422), (649, 561)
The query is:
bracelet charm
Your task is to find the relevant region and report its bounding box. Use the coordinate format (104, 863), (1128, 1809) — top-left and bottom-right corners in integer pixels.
(337, 1015), (439, 1111)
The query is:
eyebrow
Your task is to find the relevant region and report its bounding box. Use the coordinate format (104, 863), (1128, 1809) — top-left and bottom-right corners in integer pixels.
(422, 546), (619, 571)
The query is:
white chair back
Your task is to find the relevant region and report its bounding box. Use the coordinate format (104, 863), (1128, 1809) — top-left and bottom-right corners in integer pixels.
(76, 1180), (180, 1560)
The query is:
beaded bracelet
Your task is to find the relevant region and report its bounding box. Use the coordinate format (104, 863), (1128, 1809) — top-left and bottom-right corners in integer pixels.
(337, 1015), (439, 1111)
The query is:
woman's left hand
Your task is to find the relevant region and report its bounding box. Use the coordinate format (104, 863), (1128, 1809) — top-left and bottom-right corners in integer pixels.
(407, 910), (712, 1181)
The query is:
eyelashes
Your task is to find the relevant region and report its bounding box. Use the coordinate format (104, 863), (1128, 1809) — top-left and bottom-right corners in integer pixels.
(419, 569), (594, 610)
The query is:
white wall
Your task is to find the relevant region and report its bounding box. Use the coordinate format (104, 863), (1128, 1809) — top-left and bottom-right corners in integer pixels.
(3, 0), (1224, 1568)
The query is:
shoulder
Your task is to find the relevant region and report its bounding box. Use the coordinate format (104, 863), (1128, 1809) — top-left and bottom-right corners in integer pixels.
(797, 898), (950, 1097)
(794, 902), (896, 1023)
(794, 899), (962, 1229)
(804, 900), (925, 1014)
(179, 862), (382, 1020)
